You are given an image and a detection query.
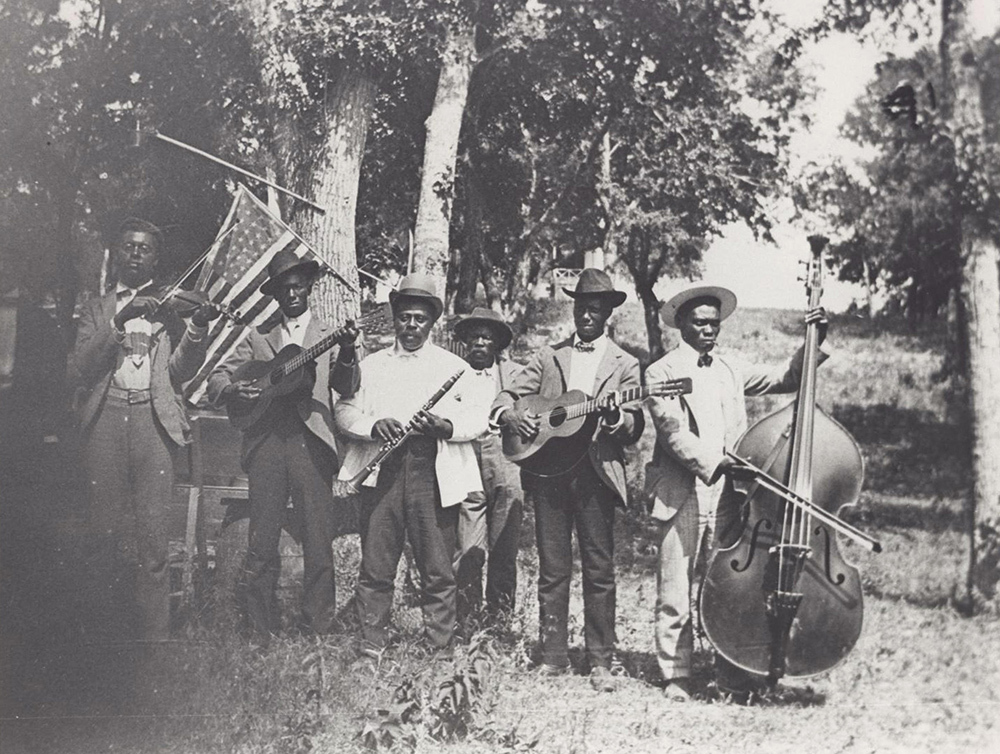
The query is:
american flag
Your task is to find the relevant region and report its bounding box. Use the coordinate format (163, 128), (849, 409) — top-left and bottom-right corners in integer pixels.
(183, 185), (321, 404)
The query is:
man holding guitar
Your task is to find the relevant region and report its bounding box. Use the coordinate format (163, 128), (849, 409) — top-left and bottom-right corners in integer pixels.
(490, 269), (644, 692)
(207, 249), (359, 645)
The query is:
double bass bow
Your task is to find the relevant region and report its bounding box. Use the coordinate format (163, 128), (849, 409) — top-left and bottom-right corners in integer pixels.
(699, 235), (880, 685)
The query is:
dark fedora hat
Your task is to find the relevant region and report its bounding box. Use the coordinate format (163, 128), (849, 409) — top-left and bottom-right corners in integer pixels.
(388, 272), (444, 319)
(453, 307), (513, 350)
(660, 284), (737, 329)
(259, 249), (321, 297)
(563, 268), (627, 307)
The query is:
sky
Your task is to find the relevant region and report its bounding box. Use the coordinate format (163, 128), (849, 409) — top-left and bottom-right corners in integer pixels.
(654, 0), (1000, 312)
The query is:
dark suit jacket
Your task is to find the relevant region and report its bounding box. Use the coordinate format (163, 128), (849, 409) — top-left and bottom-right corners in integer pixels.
(206, 312), (360, 469)
(491, 337), (644, 506)
(68, 290), (209, 446)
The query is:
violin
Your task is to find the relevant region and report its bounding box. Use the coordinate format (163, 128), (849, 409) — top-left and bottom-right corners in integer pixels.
(698, 235), (880, 685)
(137, 282), (243, 325)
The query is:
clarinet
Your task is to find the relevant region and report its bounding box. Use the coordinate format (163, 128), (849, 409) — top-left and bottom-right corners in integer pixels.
(343, 369), (465, 493)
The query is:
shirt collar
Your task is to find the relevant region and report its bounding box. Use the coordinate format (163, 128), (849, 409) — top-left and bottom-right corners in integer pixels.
(393, 340), (428, 358)
(115, 282), (139, 297)
(678, 338), (712, 365)
(283, 309), (312, 331)
(572, 333), (608, 351)
(469, 361), (498, 377)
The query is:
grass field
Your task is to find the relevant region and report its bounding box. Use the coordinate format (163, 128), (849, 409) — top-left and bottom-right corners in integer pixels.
(1, 302), (997, 753)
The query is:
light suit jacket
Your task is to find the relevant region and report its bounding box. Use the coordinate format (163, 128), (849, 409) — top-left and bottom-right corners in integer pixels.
(334, 342), (485, 508)
(491, 337), (645, 506)
(206, 312), (360, 469)
(69, 290), (209, 446)
(644, 344), (827, 522)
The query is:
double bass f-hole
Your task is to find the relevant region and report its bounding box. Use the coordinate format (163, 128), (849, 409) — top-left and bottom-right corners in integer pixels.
(730, 517), (775, 573)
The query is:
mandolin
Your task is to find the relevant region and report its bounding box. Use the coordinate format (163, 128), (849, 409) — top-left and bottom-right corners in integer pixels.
(502, 378), (692, 476)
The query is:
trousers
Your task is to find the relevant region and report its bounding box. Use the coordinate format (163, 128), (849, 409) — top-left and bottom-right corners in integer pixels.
(454, 433), (524, 622)
(655, 479), (740, 680)
(82, 395), (173, 640)
(243, 408), (338, 640)
(356, 436), (457, 650)
(529, 461), (617, 669)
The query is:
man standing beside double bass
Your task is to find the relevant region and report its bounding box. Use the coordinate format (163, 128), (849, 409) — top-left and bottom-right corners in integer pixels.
(491, 269), (644, 692)
(644, 284), (828, 701)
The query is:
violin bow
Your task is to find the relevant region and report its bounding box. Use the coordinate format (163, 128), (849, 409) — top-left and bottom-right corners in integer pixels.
(726, 451), (882, 553)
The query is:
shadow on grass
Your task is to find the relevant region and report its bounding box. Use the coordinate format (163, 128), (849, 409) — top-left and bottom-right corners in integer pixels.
(831, 403), (969, 500)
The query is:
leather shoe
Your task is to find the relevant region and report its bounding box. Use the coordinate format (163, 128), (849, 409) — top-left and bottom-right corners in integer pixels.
(589, 666), (617, 692)
(663, 678), (692, 702)
(535, 662), (569, 677)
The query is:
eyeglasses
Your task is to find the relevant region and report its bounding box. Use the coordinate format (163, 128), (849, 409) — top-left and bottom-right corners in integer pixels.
(120, 241), (156, 255)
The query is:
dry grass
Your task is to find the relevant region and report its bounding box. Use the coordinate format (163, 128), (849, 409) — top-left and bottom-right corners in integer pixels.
(2, 302), (998, 754)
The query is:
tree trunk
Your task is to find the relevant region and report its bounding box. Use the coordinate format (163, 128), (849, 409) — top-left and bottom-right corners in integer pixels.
(295, 70), (376, 325)
(454, 170), (484, 314)
(960, 224), (1000, 602)
(412, 21), (476, 284)
(942, 0), (1000, 606)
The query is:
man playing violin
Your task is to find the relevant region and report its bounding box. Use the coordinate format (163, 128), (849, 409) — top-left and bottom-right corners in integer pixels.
(70, 217), (220, 640)
(490, 269), (644, 692)
(207, 249), (359, 645)
(334, 273), (484, 659)
(645, 285), (828, 702)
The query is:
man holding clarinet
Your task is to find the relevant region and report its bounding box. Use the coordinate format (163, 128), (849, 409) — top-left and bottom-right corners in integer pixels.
(334, 273), (485, 659)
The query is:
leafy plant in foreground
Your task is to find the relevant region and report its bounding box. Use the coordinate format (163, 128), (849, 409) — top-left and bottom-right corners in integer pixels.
(359, 632), (498, 750)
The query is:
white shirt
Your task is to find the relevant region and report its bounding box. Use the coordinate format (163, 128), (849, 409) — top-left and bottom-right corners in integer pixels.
(281, 309), (312, 348)
(462, 362), (501, 440)
(567, 333), (609, 394)
(677, 340), (727, 510)
(334, 341), (485, 507)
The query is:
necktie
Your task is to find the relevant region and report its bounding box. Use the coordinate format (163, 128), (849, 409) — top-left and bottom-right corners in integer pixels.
(574, 340), (596, 352)
(698, 352), (713, 368)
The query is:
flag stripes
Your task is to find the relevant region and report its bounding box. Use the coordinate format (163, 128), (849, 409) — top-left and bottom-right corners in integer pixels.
(183, 185), (322, 405)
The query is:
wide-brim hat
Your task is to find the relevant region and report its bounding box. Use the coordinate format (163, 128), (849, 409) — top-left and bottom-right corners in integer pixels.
(661, 285), (737, 328)
(563, 268), (627, 307)
(259, 249), (321, 297)
(453, 306), (513, 350)
(388, 272), (444, 319)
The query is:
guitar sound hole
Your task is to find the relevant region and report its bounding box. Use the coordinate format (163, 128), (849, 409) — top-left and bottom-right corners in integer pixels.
(549, 407), (567, 428)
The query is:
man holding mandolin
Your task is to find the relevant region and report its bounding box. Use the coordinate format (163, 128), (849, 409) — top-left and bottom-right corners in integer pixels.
(207, 249), (360, 645)
(490, 269), (644, 692)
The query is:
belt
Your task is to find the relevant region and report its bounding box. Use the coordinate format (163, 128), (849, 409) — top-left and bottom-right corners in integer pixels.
(107, 386), (152, 404)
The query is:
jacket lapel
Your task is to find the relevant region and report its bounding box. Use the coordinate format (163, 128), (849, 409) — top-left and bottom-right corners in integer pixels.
(303, 316), (328, 351)
(552, 339), (573, 394)
(263, 322), (284, 355)
(592, 340), (622, 397)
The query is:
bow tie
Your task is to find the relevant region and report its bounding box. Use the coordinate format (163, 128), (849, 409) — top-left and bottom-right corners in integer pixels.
(697, 353), (713, 368)
(574, 340), (596, 352)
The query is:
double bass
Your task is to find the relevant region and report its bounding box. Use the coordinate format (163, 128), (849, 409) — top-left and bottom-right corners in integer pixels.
(699, 235), (881, 685)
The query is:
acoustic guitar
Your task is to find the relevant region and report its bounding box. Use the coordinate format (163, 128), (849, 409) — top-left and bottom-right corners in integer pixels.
(227, 307), (386, 431)
(501, 378), (692, 476)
